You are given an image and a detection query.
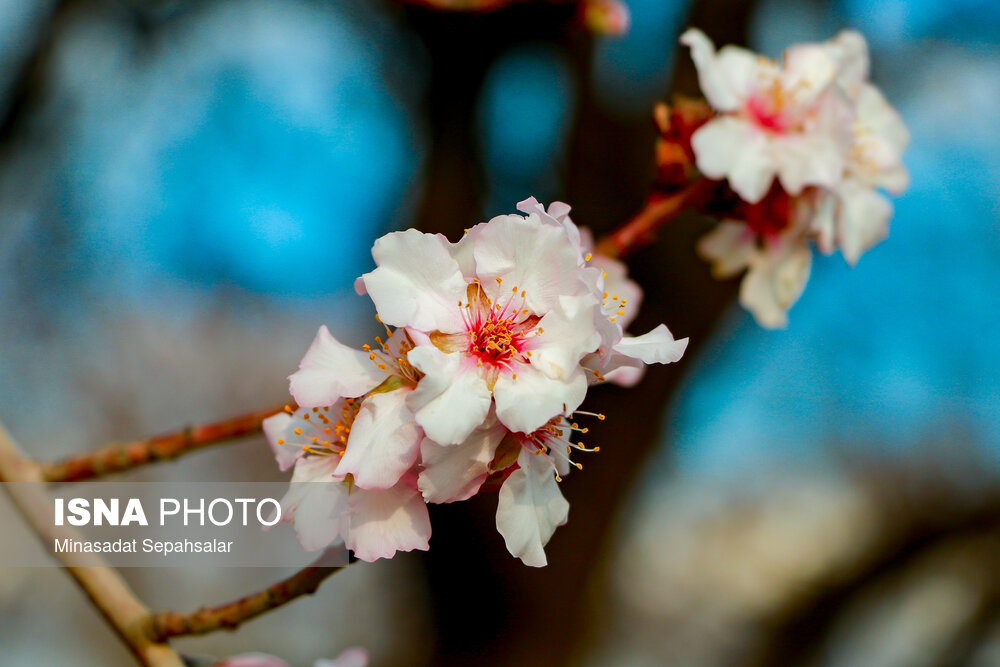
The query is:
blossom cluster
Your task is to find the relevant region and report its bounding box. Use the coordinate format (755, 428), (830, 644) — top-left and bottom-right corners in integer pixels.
(265, 199), (687, 566)
(667, 28), (909, 327)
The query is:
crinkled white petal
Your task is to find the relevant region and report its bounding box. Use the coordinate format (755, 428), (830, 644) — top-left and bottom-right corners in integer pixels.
(406, 345), (492, 445)
(529, 295), (602, 380)
(495, 448), (569, 567)
(280, 456), (348, 553)
(346, 483), (431, 563)
(338, 389), (422, 491)
(697, 221), (756, 278)
(740, 235), (812, 329)
(289, 326), (387, 409)
(493, 365), (587, 435)
(360, 229), (468, 333)
(827, 29), (869, 92)
(692, 117), (775, 204)
(611, 324), (689, 365)
(680, 28), (756, 112)
(781, 43), (839, 107)
(418, 417), (505, 504)
(263, 412), (301, 472)
(851, 84), (910, 192)
(837, 178), (891, 265)
(473, 214), (589, 313)
(774, 131), (846, 195)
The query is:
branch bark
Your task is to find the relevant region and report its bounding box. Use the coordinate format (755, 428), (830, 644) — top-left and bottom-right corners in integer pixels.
(148, 563), (345, 641)
(595, 178), (713, 259)
(0, 420), (184, 667)
(40, 404), (289, 483)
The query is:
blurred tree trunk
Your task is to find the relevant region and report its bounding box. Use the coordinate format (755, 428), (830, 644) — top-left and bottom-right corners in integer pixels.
(408, 1), (757, 664)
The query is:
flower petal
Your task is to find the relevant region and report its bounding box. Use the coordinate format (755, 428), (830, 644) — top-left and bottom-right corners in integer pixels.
(774, 131), (846, 195)
(338, 390), (422, 491)
(691, 117), (775, 204)
(740, 234), (812, 328)
(697, 221), (756, 278)
(529, 295), (602, 380)
(495, 448), (569, 567)
(611, 324), (689, 365)
(289, 326), (387, 409)
(360, 229), (468, 333)
(418, 417), (505, 503)
(473, 214), (588, 313)
(280, 456), (348, 552)
(263, 412), (302, 472)
(837, 179), (891, 265)
(493, 365), (587, 435)
(346, 483), (431, 562)
(406, 345), (492, 445)
(680, 28), (756, 112)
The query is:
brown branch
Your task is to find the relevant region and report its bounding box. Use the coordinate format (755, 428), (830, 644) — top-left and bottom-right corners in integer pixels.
(595, 178), (713, 259)
(0, 420), (184, 667)
(40, 403), (289, 483)
(148, 563), (346, 641)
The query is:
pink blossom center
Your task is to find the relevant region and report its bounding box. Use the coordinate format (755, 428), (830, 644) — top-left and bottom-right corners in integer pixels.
(746, 86), (791, 133)
(460, 283), (538, 371)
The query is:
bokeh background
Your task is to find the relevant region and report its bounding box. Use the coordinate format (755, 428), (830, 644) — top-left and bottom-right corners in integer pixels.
(1, 0), (999, 665)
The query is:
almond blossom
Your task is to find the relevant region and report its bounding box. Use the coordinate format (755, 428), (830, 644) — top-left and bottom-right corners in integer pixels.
(680, 27), (853, 204)
(268, 198), (688, 567)
(264, 402), (430, 562)
(515, 197), (689, 386)
(682, 29), (908, 327)
(419, 407), (602, 566)
(357, 210), (602, 443)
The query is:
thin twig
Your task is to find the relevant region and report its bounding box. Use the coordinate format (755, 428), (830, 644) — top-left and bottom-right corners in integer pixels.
(40, 404), (289, 483)
(595, 179), (713, 259)
(148, 563), (346, 640)
(0, 420), (185, 667)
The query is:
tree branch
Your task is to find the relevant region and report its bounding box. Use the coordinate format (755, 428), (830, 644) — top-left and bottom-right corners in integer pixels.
(0, 420), (184, 667)
(595, 178), (713, 259)
(148, 563), (346, 641)
(40, 404), (289, 483)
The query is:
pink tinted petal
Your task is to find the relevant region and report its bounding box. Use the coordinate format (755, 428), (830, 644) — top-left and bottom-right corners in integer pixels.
(493, 365), (587, 435)
(495, 448), (569, 567)
(601, 360), (646, 387)
(289, 326), (386, 408)
(360, 229), (468, 333)
(338, 390), (422, 491)
(406, 346), (492, 445)
(418, 418), (505, 504)
(346, 484), (431, 562)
